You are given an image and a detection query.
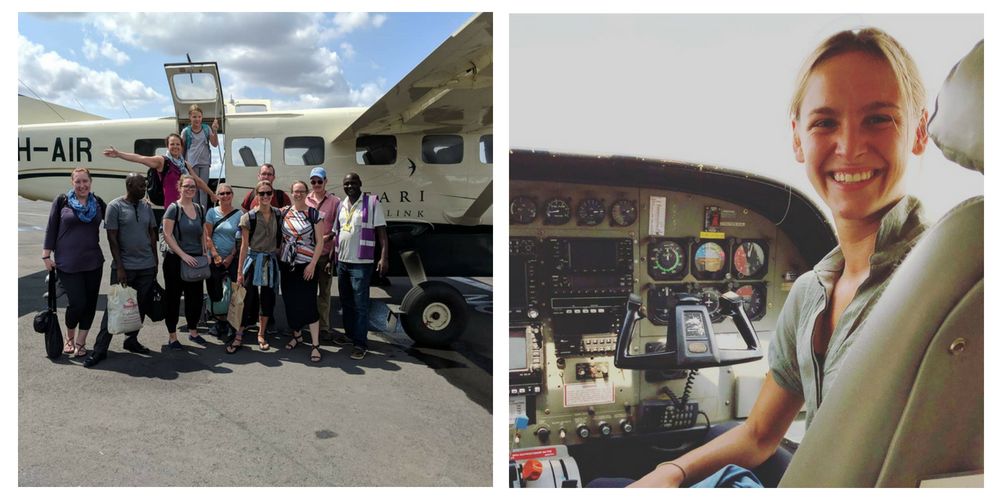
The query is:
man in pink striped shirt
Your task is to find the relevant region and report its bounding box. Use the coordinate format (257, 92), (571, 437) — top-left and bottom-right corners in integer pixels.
(305, 167), (341, 340)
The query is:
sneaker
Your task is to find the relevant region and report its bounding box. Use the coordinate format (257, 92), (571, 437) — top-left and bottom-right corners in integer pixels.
(331, 334), (353, 346)
(188, 334), (207, 346)
(265, 324), (278, 335)
(168, 340), (183, 351)
(319, 330), (332, 341)
(123, 339), (151, 354)
(350, 347), (366, 360)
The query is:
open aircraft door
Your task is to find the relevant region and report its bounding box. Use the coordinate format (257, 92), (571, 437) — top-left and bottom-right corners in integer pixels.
(164, 62), (226, 135)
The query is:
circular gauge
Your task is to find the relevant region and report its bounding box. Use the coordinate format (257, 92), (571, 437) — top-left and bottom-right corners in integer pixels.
(543, 198), (571, 225)
(734, 242), (766, 278)
(735, 284), (767, 321)
(694, 242), (727, 273)
(699, 287), (723, 322)
(576, 198), (606, 226)
(649, 240), (686, 280)
(509, 196), (537, 225)
(610, 200), (638, 227)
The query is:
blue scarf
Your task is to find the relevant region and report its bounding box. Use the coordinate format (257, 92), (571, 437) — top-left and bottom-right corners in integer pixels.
(66, 190), (98, 223)
(166, 153), (185, 172)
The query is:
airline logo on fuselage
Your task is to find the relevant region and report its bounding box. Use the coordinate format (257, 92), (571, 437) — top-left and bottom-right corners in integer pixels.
(19, 137), (93, 163)
(364, 190), (426, 219)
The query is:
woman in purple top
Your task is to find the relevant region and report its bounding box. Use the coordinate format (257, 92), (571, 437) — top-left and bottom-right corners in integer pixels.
(103, 133), (217, 211)
(42, 167), (107, 357)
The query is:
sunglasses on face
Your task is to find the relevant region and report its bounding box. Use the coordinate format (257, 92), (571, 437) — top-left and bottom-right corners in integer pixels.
(311, 179), (324, 185)
(257, 191), (273, 196)
(218, 191), (233, 196)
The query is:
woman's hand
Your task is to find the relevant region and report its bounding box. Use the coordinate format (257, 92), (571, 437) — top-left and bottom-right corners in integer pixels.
(237, 272), (244, 287)
(180, 252), (198, 267)
(43, 257), (56, 272)
(213, 253), (223, 266)
(223, 254), (234, 267)
(304, 262), (317, 281)
(103, 146), (120, 158)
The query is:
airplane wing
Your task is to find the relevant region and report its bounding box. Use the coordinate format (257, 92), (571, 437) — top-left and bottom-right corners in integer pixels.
(18, 95), (107, 125)
(333, 12), (493, 142)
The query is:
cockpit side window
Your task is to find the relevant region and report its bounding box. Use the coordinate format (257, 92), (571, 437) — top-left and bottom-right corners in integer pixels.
(231, 137), (271, 167)
(356, 135), (397, 165)
(284, 136), (324, 166)
(480, 134), (493, 164)
(422, 135), (464, 164)
(236, 104), (268, 113)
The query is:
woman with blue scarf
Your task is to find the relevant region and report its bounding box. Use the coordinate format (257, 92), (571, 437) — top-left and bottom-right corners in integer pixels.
(42, 167), (107, 358)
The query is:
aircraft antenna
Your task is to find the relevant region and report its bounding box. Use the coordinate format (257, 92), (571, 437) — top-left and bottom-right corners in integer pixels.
(120, 102), (132, 119)
(18, 78), (66, 122)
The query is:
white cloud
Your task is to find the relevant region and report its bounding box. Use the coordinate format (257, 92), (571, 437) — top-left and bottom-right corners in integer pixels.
(85, 13), (389, 111)
(83, 36), (129, 65)
(340, 42), (355, 59)
(18, 33), (164, 111)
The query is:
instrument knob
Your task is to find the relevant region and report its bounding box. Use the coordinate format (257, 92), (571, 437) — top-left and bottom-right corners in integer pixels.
(598, 421), (612, 436)
(576, 424), (590, 439)
(620, 419), (634, 434)
(535, 427), (551, 443)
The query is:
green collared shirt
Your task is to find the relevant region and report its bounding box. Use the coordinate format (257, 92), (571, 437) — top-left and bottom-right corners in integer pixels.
(768, 195), (928, 428)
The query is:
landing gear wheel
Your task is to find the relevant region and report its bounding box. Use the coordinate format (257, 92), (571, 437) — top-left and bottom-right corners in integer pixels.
(400, 282), (468, 348)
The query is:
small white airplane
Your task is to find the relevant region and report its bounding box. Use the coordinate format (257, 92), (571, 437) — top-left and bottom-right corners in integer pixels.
(18, 12), (493, 347)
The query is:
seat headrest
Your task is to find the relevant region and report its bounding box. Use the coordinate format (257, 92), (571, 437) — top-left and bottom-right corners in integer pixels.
(927, 40), (984, 174)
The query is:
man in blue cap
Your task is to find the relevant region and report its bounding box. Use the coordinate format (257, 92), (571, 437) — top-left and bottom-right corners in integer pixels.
(305, 167), (341, 340)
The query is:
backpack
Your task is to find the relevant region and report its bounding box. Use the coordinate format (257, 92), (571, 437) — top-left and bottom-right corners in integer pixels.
(183, 125), (212, 153)
(145, 160), (176, 206)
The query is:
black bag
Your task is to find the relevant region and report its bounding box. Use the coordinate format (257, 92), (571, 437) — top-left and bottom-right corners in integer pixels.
(146, 160), (175, 206)
(40, 270), (63, 359)
(146, 281), (166, 322)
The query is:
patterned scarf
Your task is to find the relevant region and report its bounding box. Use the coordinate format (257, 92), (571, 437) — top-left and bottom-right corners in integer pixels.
(166, 153), (185, 171)
(65, 190), (98, 223)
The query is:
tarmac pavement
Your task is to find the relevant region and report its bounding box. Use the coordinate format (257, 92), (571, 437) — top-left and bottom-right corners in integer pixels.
(17, 197), (493, 486)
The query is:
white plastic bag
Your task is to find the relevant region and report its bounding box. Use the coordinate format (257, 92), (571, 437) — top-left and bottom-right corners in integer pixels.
(108, 284), (143, 334)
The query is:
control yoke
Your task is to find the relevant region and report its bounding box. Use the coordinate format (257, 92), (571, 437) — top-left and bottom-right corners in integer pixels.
(614, 292), (763, 370)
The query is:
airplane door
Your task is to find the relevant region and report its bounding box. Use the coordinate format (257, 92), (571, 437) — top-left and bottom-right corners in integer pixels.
(164, 62), (226, 135)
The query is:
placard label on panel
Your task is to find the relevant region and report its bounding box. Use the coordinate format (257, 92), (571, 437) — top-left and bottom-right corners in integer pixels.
(564, 380), (615, 407)
(509, 395), (527, 425)
(649, 196), (667, 236)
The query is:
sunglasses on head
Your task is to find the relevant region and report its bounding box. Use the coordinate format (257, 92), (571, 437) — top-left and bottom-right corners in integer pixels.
(257, 191), (273, 196)
(311, 179), (324, 185)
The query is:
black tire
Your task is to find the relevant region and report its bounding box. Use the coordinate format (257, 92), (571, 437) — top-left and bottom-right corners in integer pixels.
(400, 281), (469, 348)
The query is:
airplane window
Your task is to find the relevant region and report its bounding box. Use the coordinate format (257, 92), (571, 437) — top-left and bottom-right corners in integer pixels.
(236, 104), (268, 113)
(355, 135), (397, 165)
(231, 137), (271, 167)
(171, 73), (218, 101)
(422, 135), (463, 164)
(284, 136), (324, 166)
(480, 135), (493, 164)
(134, 138), (165, 157)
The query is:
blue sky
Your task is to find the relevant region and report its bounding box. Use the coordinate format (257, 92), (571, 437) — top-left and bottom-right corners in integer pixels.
(18, 12), (475, 119)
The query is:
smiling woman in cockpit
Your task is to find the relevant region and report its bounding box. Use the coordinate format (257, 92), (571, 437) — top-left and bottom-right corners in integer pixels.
(597, 27), (932, 488)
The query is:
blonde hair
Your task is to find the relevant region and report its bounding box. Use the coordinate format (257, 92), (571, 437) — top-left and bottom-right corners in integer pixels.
(789, 28), (926, 123)
(70, 167), (91, 180)
(176, 174), (197, 192)
(255, 180), (273, 193)
(188, 104), (203, 116)
(215, 182), (233, 195)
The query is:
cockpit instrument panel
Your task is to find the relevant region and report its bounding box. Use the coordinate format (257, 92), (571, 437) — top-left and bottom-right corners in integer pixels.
(509, 150), (836, 453)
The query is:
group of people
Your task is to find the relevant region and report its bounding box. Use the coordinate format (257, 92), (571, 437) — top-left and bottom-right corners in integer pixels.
(43, 108), (389, 368)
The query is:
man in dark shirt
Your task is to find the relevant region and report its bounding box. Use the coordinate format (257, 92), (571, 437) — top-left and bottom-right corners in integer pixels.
(240, 164), (292, 210)
(85, 173), (159, 368)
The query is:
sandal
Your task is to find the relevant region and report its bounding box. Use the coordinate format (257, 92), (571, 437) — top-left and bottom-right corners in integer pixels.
(257, 335), (270, 351)
(310, 346), (322, 363)
(226, 333), (243, 355)
(285, 335), (304, 350)
(63, 336), (76, 354)
(73, 342), (87, 358)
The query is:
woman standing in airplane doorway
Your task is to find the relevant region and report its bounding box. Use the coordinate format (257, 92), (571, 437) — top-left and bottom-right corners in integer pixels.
(601, 28), (931, 488)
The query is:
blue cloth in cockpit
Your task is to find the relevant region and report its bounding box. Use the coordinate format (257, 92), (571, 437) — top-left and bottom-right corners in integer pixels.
(690, 464), (762, 488)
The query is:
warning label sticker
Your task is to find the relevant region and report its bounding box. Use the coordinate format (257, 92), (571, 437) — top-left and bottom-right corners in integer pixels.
(563, 380), (615, 407)
(510, 447), (558, 461)
(649, 196), (667, 236)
